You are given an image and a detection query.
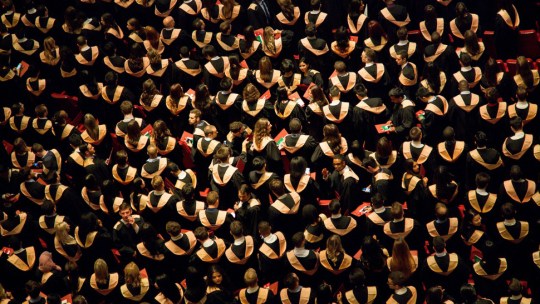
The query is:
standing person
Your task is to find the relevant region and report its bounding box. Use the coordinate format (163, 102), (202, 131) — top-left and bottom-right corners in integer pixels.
(113, 203), (145, 265)
(494, 0), (520, 60)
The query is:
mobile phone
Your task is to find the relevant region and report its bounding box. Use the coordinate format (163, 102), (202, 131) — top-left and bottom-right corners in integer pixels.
(361, 187), (371, 193)
(305, 168), (310, 175)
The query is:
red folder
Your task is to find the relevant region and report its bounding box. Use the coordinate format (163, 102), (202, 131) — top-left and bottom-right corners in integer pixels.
(288, 92), (301, 101)
(274, 129), (288, 144)
(375, 123), (394, 134)
(261, 90), (271, 99)
(303, 82), (316, 100)
(351, 202), (372, 217)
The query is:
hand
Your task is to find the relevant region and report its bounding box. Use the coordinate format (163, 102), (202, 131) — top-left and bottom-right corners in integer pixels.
(242, 139), (250, 152)
(423, 177), (428, 186)
(336, 292), (343, 304)
(127, 216), (135, 225)
(321, 168), (329, 179)
(233, 202), (240, 211)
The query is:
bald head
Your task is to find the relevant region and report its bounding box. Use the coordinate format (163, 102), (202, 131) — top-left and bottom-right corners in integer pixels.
(147, 144), (158, 158)
(163, 16), (175, 28)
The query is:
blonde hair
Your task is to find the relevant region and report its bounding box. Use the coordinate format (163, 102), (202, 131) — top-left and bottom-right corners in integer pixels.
(244, 268), (258, 286)
(43, 37), (58, 61)
(389, 238), (416, 278)
(147, 48), (162, 66)
(94, 259), (109, 285)
(253, 118), (270, 147)
(263, 27), (276, 55)
(326, 235), (345, 264)
(124, 262), (141, 288)
(83, 113), (99, 140)
(258, 56), (273, 83)
(55, 222), (77, 245)
(243, 83), (261, 103)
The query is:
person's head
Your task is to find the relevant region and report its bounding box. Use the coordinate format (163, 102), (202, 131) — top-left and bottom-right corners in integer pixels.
(251, 156), (266, 172)
(244, 268), (258, 287)
(76, 35), (87, 48)
(501, 202), (515, 220)
(362, 48), (376, 63)
(238, 184), (252, 203)
(206, 191), (219, 208)
(475, 172), (490, 190)
(258, 221), (271, 236)
(292, 231), (305, 248)
(269, 178), (285, 196)
(459, 52), (472, 67)
(367, 20), (386, 39)
(254, 118), (272, 143)
(118, 202), (132, 221)
(460, 284), (478, 303)
(94, 258), (109, 284)
(349, 267), (366, 287)
(166, 221), (181, 238)
(243, 83), (261, 103)
(302, 204), (320, 224)
(510, 116), (523, 133)
(390, 202), (404, 220)
(516, 86), (528, 101)
(289, 118), (302, 134)
(404, 158), (420, 175)
(425, 286), (444, 304)
(428, 201), (443, 223)
(510, 165), (523, 181)
(147, 144), (158, 158)
(194, 226), (209, 242)
(395, 50), (408, 66)
(433, 236), (446, 253)
(329, 85), (341, 100)
(35, 104), (48, 118)
(207, 265), (227, 288)
(283, 273), (300, 289)
(203, 125), (218, 139)
(281, 58), (295, 76)
(409, 127), (422, 142)
(362, 157), (378, 173)
(474, 131), (487, 148)
(508, 278), (523, 296)
(328, 199), (341, 215)
(334, 61), (347, 74)
(388, 271), (406, 290)
(332, 154), (347, 172)
(25, 280), (42, 299)
(202, 45), (217, 59)
(124, 262), (141, 288)
(214, 145), (231, 163)
(388, 87), (405, 104)
(305, 22), (317, 37)
(188, 109), (202, 125)
(230, 220), (243, 238)
(229, 121), (244, 138)
(354, 83), (368, 99)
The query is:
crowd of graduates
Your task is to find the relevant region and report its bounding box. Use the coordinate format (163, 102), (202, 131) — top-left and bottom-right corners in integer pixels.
(0, 0), (540, 303)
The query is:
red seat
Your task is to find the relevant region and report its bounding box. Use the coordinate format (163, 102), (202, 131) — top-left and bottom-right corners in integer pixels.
(407, 30), (423, 51)
(496, 60), (508, 73)
(518, 30), (540, 59)
(506, 58), (534, 76)
(482, 31), (497, 59)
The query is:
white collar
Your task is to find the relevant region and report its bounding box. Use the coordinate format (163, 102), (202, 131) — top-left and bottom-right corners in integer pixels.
(511, 131), (525, 140)
(203, 239), (214, 247)
(309, 10), (320, 14)
(460, 90), (471, 95)
(147, 157), (161, 163)
(365, 62), (374, 67)
(395, 287), (408, 295)
(411, 141), (424, 148)
(211, 56), (220, 61)
(153, 190), (165, 195)
(293, 247), (309, 258)
(234, 236), (245, 245)
(516, 100), (529, 109)
(170, 233), (184, 241)
(397, 40), (409, 46)
(435, 251), (447, 257)
(504, 219), (517, 226)
(428, 96), (437, 103)
(476, 188), (488, 196)
(178, 171), (187, 179)
(123, 114), (135, 121)
(264, 233), (277, 243)
(330, 100), (341, 106)
(374, 206), (386, 213)
(81, 45), (90, 52)
(246, 286), (259, 294)
(461, 66), (472, 72)
(331, 214), (342, 219)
